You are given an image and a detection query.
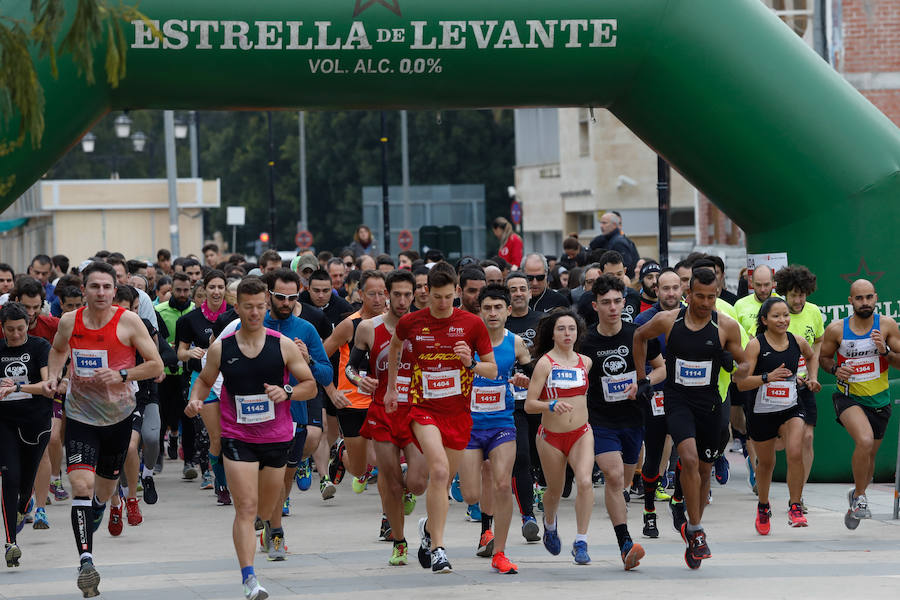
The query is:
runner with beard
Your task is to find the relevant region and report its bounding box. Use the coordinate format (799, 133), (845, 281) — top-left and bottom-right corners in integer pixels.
(638, 262), (661, 313)
(819, 279), (900, 529)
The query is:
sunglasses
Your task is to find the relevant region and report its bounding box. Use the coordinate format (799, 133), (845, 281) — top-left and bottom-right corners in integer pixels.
(269, 291), (299, 302)
(526, 274), (546, 282)
(343, 262), (353, 268)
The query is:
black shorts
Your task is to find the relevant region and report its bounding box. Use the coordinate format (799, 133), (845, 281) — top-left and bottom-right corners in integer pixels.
(324, 389), (338, 417)
(221, 437), (292, 469)
(748, 405), (805, 442)
(286, 427), (309, 469)
(728, 382), (745, 407)
(66, 416), (133, 479)
(131, 408), (143, 433)
(337, 407), (368, 438)
(833, 393), (892, 440)
(307, 391), (324, 429)
(798, 388), (817, 426)
(665, 390), (730, 463)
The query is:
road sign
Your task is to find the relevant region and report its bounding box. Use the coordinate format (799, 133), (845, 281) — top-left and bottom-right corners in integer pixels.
(295, 230), (313, 249)
(398, 229), (413, 251)
(226, 206), (246, 226)
(510, 201), (522, 225)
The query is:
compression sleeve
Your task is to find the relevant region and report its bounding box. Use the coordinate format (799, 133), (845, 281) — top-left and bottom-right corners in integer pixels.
(347, 345), (369, 379)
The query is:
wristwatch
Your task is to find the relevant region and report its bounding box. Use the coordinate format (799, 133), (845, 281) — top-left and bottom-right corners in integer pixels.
(761, 372), (769, 384)
(465, 359), (478, 371)
(119, 369), (128, 382)
(284, 384), (293, 398)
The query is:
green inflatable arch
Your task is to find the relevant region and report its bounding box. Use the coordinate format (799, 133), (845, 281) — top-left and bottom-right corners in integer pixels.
(3, 0), (900, 480)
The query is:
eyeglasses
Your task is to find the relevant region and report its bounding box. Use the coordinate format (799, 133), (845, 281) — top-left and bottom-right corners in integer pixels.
(584, 279), (597, 288)
(525, 274), (546, 282)
(269, 291), (299, 302)
(343, 262), (353, 268)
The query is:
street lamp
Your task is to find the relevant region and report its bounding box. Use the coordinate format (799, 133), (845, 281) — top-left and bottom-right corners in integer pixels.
(114, 114), (132, 139)
(131, 131), (148, 153)
(81, 132), (96, 153)
(174, 117), (188, 140)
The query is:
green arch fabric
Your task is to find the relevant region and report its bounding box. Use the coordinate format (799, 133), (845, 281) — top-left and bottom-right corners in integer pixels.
(2, 0), (899, 480)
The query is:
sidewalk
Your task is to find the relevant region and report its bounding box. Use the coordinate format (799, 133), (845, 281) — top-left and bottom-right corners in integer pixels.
(3, 452), (899, 599)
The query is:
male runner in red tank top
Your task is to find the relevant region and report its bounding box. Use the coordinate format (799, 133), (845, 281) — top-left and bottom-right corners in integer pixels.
(43, 261), (163, 598)
(349, 270), (427, 566)
(385, 262), (497, 573)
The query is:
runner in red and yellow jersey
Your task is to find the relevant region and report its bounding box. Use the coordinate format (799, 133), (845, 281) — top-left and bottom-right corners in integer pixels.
(323, 270), (386, 491)
(349, 270), (427, 566)
(385, 262), (496, 574)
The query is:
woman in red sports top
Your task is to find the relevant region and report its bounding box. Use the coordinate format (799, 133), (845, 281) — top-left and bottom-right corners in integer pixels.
(525, 310), (595, 563)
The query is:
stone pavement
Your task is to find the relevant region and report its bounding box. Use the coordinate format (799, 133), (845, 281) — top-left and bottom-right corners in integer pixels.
(3, 452), (900, 600)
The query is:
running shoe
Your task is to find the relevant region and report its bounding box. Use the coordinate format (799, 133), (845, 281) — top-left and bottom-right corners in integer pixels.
(5, 543), (21, 568)
(389, 541), (408, 566)
(683, 525), (711, 560)
(403, 491), (417, 516)
(379, 516), (393, 541)
(450, 473), (463, 502)
(23, 496), (34, 523)
(320, 476), (336, 500)
(352, 475), (368, 494)
(77, 556), (101, 598)
(466, 503), (482, 522)
(242, 574), (268, 600)
(851, 493), (871, 519)
(216, 488), (232, 505)
(108, 504), (124, 536)
(259, 521), (272, 553)
(714, 455), (729, 485)
(655, 483), (672, 502)
(33, 507), (49, 530)
(571, 540), (591, 565)
(268, 532), (286, 561)
(621, 539), (645, 570)
(476, 529), (495, 557)
(629, 483), (645, 500)
(642, 511), (659, 538)
(367, 466), (378, 484)
(659, 471), (669, 489)
(684, 547), (702, 570)
(328, 439), (346, 484)
(665, 470), (675, 490)
(592, 464), (604, 488)
(142, 475), (158, 505)
(15, 512), (26, 534)
(800, 497), (808, 514)
(90, 504), (105, 534)
(491, 551), (518, 574)
(730, 438), (743, 453)
(282, 497), (290, 517)
(417, 517), (431, 568)
(755, 504), (771, 535)
(522, 515), (540, 542)
(844, 509), (860, 530)
(200, 470), (214, 490)
(535, 486), (545, 512)
(167, 433), (178, 460)
(50, 478), (70, 501)
(431, 546), (452, 573)
(788, 502), (808, 527)
(746, 456), (756, 491)
(670, 500), (686, 533)
(295, 458), (312, 491)
(183, 462), (199, 480)
(542, 520), (561, 555)
(254, 516), (265, 532)
(623, 489), (631, 504)
(126, 498), (143, 526)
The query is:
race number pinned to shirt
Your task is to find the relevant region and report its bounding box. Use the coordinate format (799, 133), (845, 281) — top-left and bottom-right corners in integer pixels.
(674, 359), (712, 387)
(72, 349), (108, 378)
(797, 355), (807, 380)
(651, 391), (665, 417)
(396, 376), (411, 403)
(2, 376), (29, 401)
(512, 386), (527, 401)
(356, 370), (369, 395)
(422, 370), (462, 399)
(471, 384), (506, 413)
(601, 371), (636, 403)
(845, 357), (880, 383)
(548, 367), (585, 389)
(756, 381), (797, 410)
(235, 394), (274, 424)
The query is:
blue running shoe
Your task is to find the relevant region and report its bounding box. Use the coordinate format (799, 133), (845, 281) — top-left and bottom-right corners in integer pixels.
(91, 504), (106, 534)
(466, 503), (482, 522)
(33, 507), (49, 529)
(542, 521), (561, 555)
(521, 515), (540, 542)
(15, 512), (26, 535)
(282, 497), (290, 516)
(714, 455), (729, 485)
(572, 540), (591, 564)
(746, 456), (757, 491)
(450, 474), (463, 503)
(296, 458), (312, 491)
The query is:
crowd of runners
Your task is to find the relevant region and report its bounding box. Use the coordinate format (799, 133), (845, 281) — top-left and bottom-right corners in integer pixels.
(0, 244), (896, 599)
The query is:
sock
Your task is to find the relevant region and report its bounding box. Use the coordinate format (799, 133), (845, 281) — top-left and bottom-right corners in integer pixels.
(270, 527), (284, 537)
(643, 474), (659, 512)
(686, 522), (701, 534)
(71, 497), (93, 556)
(613, 524), (630, 550)
(673, 461), (684, 503)
(543, 517), (556, 531)
(240, 565), (254, 582)
(142, 466), (154, 478)
(393, 537), (406, 546)
(758, 502), (770, 511)
(574, 533), (587, 543)
(79, 552), (93, 563)
(92, 495), (106, 512)
(481, 513), (493, 534)
(210, 452), (227, 489)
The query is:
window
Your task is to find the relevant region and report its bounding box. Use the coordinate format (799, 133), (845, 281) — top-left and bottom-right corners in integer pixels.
(763, 0), (814, 46)
(578, 108), (590, 157)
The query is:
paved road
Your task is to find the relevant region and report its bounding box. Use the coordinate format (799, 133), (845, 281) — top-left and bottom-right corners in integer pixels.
(3, 453), (900, 599)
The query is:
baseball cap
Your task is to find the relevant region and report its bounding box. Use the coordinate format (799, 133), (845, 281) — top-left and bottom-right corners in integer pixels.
(291, 255), (318, 274)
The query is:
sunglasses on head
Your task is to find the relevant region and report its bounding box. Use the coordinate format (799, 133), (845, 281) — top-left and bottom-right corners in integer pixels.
(526, 274), (546, 282)
(269, 291), (299, 302)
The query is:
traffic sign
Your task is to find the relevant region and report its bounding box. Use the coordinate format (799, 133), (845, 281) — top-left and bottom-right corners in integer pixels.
(510, 201), (522, 225)
(295, 230), (313, 249)
(398, 229), (414, 251)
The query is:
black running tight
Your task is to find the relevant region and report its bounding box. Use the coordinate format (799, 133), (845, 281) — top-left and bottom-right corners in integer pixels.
(0, 409), (51, 544)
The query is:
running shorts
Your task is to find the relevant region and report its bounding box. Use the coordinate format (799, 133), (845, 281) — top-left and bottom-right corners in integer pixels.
(798, 387), (817, 426)
(833, 393), (892, 440)
(360, 401), (414, 449)
(748, 404), (805, 442)
(592, 424), (643, 464)
(337, 407), (369, 438)
(537, 423), (591, 457)
(221, 437), (292, 469)
(466, 426), (516, 456)
(665, 390), (730, 463)
(66, 416), (132, 479)
(409, 406), (473, 452)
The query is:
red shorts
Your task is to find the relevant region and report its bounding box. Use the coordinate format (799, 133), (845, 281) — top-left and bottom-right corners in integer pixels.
(409, 406), (473, 452)
(360, 401), (414, 449)
(538, 423), (590, 457)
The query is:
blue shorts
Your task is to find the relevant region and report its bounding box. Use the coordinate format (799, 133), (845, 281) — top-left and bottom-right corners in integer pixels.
(592, 425), (643, 465)
(466, 427), (516, 456)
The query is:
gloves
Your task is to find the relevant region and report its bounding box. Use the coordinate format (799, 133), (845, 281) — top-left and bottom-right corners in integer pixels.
(720, 350), (734, 373)
(636, 378), (654, 403)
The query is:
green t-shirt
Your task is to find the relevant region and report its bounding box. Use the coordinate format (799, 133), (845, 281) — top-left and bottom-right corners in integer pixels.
(787, 301), (824, 346)
(734, 292), (780, 337)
